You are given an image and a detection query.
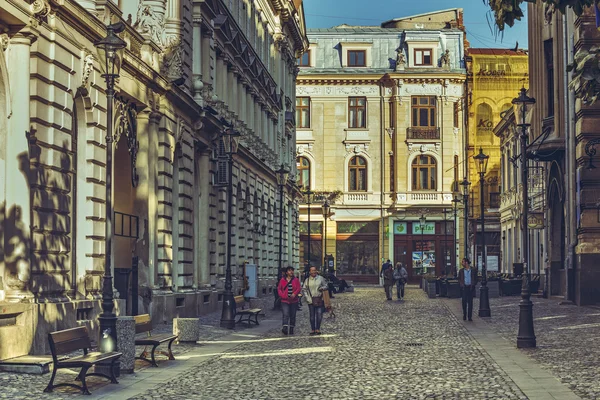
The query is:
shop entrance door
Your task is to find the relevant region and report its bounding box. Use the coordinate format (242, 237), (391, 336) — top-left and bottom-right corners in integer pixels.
(393, 243), (409, 279)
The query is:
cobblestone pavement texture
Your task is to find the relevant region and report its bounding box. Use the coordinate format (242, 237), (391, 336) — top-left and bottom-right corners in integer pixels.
(0, 296), (277, 399)
(474, 294), (600, 400)
(128, 287), (527, 400)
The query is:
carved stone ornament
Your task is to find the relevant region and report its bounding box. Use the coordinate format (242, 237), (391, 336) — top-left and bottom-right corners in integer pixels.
(162, 38), (184, 81)
(395, 49), (406, 72)
(30, 0), (51, 24)
(0, 34), (8, 52)
(81, 53), (94, 88)
(440, 49), (451, 68)
(133, 3), (166, 45)
(114, 96), (140, 187)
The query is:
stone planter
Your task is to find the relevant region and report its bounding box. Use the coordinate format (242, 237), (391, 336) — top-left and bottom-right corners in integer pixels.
(440, 280), (448, 297)
(447, 281), (461, 298)
(173, 318), (201, 342)
(116, 316), (135, 374)
(427, 281), (437, 298)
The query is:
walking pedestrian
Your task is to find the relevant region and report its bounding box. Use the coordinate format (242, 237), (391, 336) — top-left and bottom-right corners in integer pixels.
(277, 266), (301, 335)
(383, 265), (395, 300)
(303, 266), (328, 335)
(393, 262), (408, 300)
(458, 258), (478, 321)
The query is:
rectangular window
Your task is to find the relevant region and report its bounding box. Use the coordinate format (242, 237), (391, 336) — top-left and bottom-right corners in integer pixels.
(348, 97), (367, 128)
(298, 50), (310, 67)
(296, 97), (310, 128)
(414, 49), (432, 66)
(454, 101), (460, 128)
(347, 50), (366, 67)
(544, 39), (554, 117)
(411, 96), (437, 127)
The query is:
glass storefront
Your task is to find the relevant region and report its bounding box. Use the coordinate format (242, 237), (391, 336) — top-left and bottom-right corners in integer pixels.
(336, 221), (379, 284)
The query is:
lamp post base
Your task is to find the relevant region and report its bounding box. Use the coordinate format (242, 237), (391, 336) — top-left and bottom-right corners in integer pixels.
(220, 292), (236, 329)
(478, 284), (491, 318)
(517, 275), (536, 348)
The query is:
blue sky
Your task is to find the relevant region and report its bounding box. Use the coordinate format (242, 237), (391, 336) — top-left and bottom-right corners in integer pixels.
(302, 0), (528, 50)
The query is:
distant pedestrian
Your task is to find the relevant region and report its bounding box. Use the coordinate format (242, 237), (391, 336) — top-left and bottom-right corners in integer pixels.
(303, 266), (328, 335)
(277, 266), (301, 335)
(393, 262), (408, 300)
(383, 266), (395, 300)
(458, 258), (478, 321)
(381, 259), (392, 276)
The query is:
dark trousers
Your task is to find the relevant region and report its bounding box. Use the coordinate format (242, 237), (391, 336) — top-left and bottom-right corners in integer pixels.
(396, 282), (405, 299)
(308, 304), (323, 331)
(281, 302), (297, 328)
(384, 284), (393, 299)
(462, 286), (474, 319)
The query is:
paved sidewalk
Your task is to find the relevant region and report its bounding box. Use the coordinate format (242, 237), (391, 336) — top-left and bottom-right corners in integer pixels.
(443, 298), (580, 400)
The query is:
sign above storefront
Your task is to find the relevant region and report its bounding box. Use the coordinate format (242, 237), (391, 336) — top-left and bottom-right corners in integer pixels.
(412, 222), (435, 235)
(527, 212), (544, 229)
(393, 221), (407, 235)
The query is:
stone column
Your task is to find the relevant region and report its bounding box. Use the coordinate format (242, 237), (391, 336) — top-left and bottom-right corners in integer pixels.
(4, 31), (35, 302)
(192, 16), (203, 104)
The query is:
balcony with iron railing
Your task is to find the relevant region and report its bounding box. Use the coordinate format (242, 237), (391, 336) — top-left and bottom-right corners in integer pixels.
(396, 192), (453, 205)
(406, 127), (441, 140)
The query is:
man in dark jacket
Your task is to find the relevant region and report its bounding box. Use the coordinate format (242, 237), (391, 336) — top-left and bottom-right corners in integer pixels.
(383, 267), (395, 300)
(458, 258), (478, 321)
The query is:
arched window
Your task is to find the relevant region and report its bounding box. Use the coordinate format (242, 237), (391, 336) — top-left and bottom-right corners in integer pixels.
(412, 155), (437, 190)
(348, 156), (367, 191)
(297, 156), (311, 189)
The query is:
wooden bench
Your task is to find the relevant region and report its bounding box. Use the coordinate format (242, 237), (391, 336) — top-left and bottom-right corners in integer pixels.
(234, 295), (262, 326)
(134, 314), (177, 367)
(44, 326), (121, 395)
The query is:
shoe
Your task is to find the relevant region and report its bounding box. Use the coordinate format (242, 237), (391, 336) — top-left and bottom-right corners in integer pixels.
(330, 296), (336, 299)
(316, 330), (322, 335)
(289, 327), (294, 335)
(282, 326), (288, 335)
(468, 318), (473, 321)
(463, 315), (467, 321)
(309, 331), (316, 335)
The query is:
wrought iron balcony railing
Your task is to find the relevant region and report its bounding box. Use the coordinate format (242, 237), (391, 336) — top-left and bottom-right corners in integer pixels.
(406, 127), (440, 140)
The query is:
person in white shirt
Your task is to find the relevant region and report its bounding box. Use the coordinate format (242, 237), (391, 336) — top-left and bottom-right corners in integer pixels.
(302, 266), (328, 335)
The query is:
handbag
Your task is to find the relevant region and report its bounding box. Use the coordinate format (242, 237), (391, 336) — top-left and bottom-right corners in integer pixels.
(305, 278), (324, 307)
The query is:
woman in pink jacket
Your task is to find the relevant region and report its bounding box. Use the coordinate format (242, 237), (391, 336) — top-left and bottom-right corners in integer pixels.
(277, 266), (302, 335)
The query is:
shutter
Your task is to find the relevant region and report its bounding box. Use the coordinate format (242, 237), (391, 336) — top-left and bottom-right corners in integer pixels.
(216, 159), (228, 186)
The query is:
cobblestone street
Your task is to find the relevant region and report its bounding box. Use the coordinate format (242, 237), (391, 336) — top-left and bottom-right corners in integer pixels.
(2, 287), (593, 399)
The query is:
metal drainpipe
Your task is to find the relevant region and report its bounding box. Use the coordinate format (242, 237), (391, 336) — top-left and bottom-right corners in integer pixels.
(380, 83), (386, 281)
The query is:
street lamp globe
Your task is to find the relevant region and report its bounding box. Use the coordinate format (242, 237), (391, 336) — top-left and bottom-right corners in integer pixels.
(419, 214), (426, 229)
(512, 87), (536, 127)
(276, 164), (290, 187)
(221, 128), (241, 155)
(474, 147), (489, 176)
(303, 188), (315, 204)
(322, 199), (331, 218)
(460, 177), (471, 197)
(94, 22), (126, 78)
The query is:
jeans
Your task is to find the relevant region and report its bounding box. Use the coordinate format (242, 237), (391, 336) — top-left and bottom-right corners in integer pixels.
(396, 282), (405, 299)
(281, 302), (297, 328)
(308, 304), (323, 331)
(384, 285), (393, 300)
(462, 286), (474, 319)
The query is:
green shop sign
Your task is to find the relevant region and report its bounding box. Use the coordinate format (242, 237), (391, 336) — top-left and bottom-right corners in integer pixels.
(393, 222), (407, 235)
(412, 222), (435, 235)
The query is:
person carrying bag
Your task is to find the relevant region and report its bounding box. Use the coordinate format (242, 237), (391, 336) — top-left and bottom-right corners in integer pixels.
(302, 266), (328, 335)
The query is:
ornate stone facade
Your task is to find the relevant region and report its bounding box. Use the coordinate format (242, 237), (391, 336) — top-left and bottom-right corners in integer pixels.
(0, 0), (307, 360)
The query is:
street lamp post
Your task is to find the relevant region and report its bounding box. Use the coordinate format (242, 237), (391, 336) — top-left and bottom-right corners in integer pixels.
(94, 22), (127, 356)
(460, 177), (471, 260)
(273, 164), (290, 310)
(322, 200), (331, 271)
(220, 128), (241, 329)
(419, 215), (426, 274)
(474, 147), (491, 318)
(303, 189), (314, 277)
(443, 208), (448, 276)
(513, 87), (537, 348)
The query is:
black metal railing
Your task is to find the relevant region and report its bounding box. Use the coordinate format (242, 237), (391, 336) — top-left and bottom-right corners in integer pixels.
(406, 127), (441, 140)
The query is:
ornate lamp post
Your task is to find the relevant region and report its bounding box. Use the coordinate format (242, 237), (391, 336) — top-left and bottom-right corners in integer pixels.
(474, 147), (491, 318)
(94, 22), (127, 354)
(273, 164), (290, 310)
(419, 214), (426, 273)
(322, 200), (331, 271)
(303, 189), (315, 276)
(220, 128), (241, 329)
(512, 87), (537, 348)
(460, 177), (471, 260)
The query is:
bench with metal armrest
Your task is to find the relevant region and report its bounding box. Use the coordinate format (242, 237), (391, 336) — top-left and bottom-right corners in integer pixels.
(234, 295), (262, 325)
(134, 314), (177, 367)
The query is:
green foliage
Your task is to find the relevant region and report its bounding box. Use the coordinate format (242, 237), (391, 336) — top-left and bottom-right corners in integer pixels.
(567, 46), (600, 104)
(484, 0), (597, 31)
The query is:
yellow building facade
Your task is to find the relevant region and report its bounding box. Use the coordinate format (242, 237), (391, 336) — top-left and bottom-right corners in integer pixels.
(466, 49), (529, 273)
